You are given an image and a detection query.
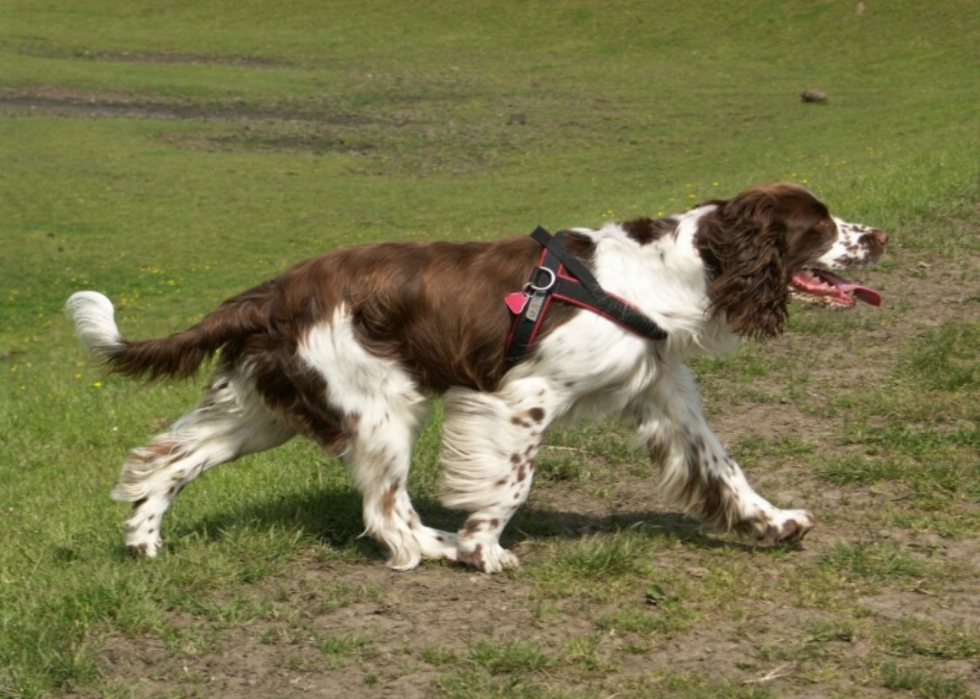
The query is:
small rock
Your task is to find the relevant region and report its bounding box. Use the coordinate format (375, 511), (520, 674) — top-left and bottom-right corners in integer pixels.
(801, 89), (828, 103)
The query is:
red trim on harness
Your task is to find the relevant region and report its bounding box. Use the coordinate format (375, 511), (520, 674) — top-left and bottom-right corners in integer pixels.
(505, 227), (667, 368)
(517, 261), (640, 348)
(504, 245), (551, 351)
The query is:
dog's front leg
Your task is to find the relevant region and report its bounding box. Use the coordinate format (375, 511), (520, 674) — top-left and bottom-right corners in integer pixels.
(439, 377), (562, 573)
(635, 363), (814, 543)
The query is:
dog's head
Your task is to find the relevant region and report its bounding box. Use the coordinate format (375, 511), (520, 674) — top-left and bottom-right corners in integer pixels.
(695, 183), (888, 339)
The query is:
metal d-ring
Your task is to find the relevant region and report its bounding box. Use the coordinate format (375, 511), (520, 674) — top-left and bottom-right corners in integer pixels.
(527, 266), (556, 293)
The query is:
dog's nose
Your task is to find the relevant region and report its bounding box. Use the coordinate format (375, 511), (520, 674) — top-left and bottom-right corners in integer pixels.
(873, 229), (889, 247)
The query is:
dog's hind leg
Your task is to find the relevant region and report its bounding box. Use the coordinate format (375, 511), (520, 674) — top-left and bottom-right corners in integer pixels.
(299, 312), (458, 570)
(116, 365), (295, 557)
(346, 400), (460, 570)
(440, 377), (562, 573)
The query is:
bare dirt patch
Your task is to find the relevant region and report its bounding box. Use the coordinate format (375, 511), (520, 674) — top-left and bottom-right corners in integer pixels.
(0, 86), (392, 125)
(18, 42), (291, 68)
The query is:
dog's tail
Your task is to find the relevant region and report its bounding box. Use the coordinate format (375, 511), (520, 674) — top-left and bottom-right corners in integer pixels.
(66, 286), (271, 380)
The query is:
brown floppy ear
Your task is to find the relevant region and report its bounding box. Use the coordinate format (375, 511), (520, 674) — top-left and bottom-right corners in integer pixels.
(695, 190), (791, 340)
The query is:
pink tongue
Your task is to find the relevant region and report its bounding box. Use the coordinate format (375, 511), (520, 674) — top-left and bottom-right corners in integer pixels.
(818, 271), (883, 307)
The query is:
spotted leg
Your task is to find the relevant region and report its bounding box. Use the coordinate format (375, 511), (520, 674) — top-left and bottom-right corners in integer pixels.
(347, 399), (459, 570)
(299, 309), (458, 570)
(635, 361), (814, 543)
(440, 377), (561, 573)
(116, 368), (296, 557)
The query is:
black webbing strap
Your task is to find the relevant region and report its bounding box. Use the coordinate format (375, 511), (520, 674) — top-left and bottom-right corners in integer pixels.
(504, 227), (668, 368)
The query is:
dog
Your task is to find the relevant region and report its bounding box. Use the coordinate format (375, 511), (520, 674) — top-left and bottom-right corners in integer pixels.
(67, 183), (887, 572)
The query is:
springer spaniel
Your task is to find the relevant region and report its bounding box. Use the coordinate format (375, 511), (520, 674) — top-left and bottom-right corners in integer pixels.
(67, 183), (887, 573)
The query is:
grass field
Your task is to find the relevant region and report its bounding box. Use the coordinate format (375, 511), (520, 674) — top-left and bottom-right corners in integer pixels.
(2, 1), (979, 697)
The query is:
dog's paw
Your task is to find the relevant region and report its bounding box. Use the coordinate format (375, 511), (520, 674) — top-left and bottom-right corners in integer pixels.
(124, 513), (166, 558)
(457, 542), (520, 573)
(125, 536), (164, 558)
(748, 509), (815, 544)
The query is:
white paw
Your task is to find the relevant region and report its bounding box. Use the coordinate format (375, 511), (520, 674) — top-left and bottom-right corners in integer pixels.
(495, 547), (521, 571)
(458, 542), (520, 573)
(125, 531), (164, 557)
(754, 508), (815, 544)
(124, 501), (167, 557)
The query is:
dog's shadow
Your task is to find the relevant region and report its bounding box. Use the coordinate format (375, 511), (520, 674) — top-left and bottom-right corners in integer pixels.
(167, 483), (778, 562)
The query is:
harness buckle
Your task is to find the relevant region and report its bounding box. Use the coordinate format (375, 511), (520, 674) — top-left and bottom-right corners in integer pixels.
(525, 266), (557, 293)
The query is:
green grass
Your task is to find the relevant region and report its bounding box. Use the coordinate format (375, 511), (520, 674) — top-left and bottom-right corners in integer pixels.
(905, 321), (980, 392)
(880, 663), (974, 699)
(3, 0), (980, 697)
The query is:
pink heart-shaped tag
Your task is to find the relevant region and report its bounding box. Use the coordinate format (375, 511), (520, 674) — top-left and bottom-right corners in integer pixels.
(504, 292), (529, 315)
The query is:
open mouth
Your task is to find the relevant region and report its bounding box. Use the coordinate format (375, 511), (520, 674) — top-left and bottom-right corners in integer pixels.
(789, 269), (882, 309)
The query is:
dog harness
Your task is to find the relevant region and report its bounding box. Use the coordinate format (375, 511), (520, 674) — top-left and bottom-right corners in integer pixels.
(503, 227), (668, 368)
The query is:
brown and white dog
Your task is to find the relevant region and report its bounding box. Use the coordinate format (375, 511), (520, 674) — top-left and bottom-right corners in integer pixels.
(67, 183), (887, 572)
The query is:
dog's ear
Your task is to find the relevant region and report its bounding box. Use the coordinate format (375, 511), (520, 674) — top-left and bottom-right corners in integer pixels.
(695, 186), (793, 340)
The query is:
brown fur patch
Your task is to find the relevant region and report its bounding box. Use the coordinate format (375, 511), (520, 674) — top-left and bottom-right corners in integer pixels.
(105, 280), (275, 381)
(462, 518), (485, 534)
(93, 228), (603, 449)
(128, 439), (185, 468)
(457, 543), (485, 571)
(646, 435), (670, 467)
(678, 442), (736, 530)
(621, 216), (678, 245)
(694, 183), (840, 340)
(380, 480), (400, 517)
(340, 236), (587, 392)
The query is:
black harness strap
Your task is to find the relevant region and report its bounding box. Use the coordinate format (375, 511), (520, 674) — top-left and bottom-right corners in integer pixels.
(504, 227), (668, 368)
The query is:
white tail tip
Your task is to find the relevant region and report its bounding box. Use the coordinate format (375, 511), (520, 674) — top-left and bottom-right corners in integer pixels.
(66, 291), (122, 359)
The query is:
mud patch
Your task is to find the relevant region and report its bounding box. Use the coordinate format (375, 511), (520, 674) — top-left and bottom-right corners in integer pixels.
(0, 87), (395, 126)
(159, 124), (379, 156)
(0, 86), (523, 171)
(19, 42), (290, 68)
